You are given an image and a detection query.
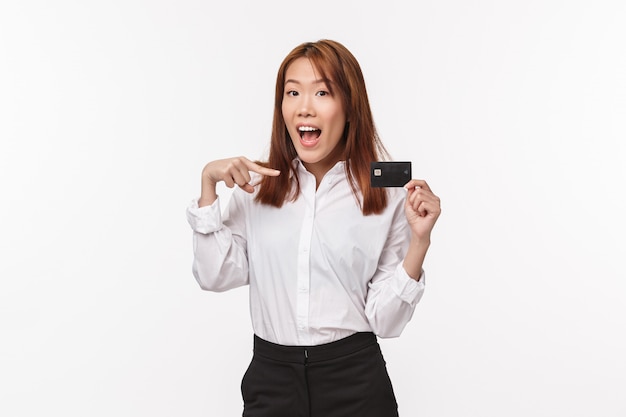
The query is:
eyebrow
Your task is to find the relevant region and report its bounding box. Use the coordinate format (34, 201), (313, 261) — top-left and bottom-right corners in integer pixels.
(284, 79), (328, 85)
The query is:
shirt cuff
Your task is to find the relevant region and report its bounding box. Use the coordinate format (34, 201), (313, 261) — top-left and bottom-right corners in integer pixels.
(186, 197), (223, 234)
(392, 263), (426, 306)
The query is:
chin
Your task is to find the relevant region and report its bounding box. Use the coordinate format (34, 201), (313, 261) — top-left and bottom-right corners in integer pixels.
(296, 150), (326, 165)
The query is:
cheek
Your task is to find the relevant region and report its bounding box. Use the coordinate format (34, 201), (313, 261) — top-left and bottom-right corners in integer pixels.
(328, 104), (346, 127)
(280, 106), (292, 129)
(281, 98), (292, 116)
(329, 113), (347, 135)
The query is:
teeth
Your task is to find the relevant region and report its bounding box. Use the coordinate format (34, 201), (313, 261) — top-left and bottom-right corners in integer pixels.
(298, 126), (318, 132)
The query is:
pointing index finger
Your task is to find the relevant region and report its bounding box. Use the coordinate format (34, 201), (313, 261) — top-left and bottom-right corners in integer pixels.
(244, 159), (281, 177)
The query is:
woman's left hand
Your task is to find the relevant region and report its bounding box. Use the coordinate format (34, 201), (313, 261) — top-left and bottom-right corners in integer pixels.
(404, 179), (441, 241)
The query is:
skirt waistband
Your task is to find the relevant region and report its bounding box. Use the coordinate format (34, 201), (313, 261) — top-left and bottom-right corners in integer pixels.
(253, 332), (378, 364)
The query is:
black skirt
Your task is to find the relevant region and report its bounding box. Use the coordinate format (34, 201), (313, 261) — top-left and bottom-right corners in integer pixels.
(241, 332), (399, 417)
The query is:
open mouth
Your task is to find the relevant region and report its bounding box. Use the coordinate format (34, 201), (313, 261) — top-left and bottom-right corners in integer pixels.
(298, 126), (321, 146)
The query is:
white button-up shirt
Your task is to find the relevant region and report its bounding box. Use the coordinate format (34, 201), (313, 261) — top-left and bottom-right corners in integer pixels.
(186, 160), (425, 346)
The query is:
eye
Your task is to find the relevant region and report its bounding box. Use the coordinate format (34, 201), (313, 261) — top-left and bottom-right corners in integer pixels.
(286, 90), (299, 97)
(316, 90), (329, 97)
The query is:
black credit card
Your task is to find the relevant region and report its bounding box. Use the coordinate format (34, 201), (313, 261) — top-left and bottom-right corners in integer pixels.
(370, 161), (412, 187)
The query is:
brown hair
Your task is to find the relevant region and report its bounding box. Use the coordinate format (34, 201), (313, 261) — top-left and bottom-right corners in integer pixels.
(255, 39), (390, 215)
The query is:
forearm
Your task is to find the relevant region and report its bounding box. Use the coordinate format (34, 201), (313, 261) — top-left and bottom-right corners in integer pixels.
(198, 179), (218, 207)
(402, 234), (430, 281)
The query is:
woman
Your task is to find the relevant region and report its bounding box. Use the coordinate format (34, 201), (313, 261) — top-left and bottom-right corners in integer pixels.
(186, 39), (441, 417)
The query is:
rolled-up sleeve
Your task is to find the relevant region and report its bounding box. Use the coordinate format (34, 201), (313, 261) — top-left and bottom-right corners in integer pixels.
(186, 196), (249, 292)
(364, 195), (426, 338)
(186, 198), (223, 234)
(365, 266), (425, 338)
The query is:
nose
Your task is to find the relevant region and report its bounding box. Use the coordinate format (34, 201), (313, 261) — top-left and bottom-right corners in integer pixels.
(297, 94), (315, 117)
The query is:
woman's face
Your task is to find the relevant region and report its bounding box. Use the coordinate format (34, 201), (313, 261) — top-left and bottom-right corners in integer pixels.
(282, 57), (347, 179)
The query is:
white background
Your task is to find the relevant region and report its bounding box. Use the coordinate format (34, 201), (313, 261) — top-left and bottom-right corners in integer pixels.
(1, 0), (625, 416)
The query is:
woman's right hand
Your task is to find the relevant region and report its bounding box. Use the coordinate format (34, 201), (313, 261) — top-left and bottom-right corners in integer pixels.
(198, 156), (280, 207)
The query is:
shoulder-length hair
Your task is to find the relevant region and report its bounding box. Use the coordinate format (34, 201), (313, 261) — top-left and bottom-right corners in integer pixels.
(255, 39), (390, 215)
